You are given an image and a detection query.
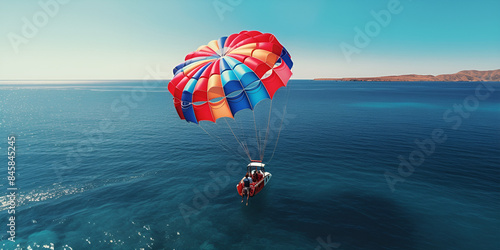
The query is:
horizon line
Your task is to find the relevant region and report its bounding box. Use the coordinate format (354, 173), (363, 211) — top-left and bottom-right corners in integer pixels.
(1, 69), (498, 82)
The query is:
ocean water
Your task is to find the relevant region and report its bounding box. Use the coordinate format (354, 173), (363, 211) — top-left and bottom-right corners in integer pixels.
(0, 80), (499, 249)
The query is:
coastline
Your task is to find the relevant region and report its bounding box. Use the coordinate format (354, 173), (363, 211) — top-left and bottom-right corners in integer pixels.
(315, 69), (500, 82)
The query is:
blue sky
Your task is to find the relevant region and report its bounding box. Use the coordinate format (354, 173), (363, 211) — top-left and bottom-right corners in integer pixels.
(0, 0), (499, 79)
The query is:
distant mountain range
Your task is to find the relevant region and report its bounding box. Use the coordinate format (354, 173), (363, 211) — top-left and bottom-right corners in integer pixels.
(315, 69), (500, 82)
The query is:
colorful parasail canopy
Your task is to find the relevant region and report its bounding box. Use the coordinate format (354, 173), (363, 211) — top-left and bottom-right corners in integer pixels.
(168, 30), (293, 124)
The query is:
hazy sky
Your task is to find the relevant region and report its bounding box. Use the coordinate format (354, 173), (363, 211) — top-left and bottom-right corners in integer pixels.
(1, 0), (499, 79)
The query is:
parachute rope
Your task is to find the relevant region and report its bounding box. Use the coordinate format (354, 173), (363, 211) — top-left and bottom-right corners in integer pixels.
(266, 85), (291, 164)
(224, 118), (252, 161)
(252, 110), (261, 158)
(267, 105), (286, 164)
(199, 123), (248, 161)
(260, 98), (274, 161)
(234, 118), (251, 158)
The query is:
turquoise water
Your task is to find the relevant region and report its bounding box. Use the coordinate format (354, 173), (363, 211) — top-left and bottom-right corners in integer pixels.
(0, 80), (499, 249)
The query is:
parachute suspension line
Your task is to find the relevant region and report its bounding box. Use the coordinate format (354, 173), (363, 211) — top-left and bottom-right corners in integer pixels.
(252, 110), (262, 159)
(234, 115), (250, 157)
(267, 105), (286, 164)
(199, 123), (248, 161)
(199, 123), (241, 159)
(234, 119), (252, 160)
(267, 85), (292, 164)
(224, 118), (252, 161)
(260, 98), (274, 161)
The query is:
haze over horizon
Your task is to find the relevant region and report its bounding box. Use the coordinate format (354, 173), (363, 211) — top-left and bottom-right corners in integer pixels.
(1, 0), (499, 80)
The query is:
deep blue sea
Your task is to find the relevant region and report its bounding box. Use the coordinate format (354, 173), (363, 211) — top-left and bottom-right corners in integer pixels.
(0, 80), (499, 249)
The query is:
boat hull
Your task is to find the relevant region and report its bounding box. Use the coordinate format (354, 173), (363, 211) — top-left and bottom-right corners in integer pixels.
(236, 171), (272, 197)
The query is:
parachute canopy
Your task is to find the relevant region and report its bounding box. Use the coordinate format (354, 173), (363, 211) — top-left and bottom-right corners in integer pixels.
(168, 30), (293, 124)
